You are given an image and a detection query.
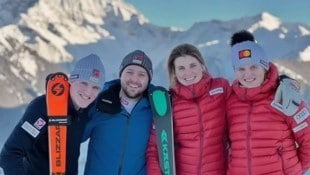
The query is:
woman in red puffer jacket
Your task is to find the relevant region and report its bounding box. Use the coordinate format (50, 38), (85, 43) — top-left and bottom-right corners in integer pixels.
(147, 43), (230, 175)
(227, 31), (310, 175)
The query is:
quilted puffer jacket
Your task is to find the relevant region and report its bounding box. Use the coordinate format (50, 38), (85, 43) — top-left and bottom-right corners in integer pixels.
(147, 73), (230, 175)
(227, 63), (310, 175)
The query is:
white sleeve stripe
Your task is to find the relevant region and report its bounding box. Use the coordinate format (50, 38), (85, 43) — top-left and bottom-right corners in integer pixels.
(293, 122), (308, 133)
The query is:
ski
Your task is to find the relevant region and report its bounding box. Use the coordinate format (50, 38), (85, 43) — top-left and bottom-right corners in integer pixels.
(149, 86), (176, 175)
(46, 72), (70, 175)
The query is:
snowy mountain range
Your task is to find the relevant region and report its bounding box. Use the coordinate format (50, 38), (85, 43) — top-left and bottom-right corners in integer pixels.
(0, 0), (309, 174)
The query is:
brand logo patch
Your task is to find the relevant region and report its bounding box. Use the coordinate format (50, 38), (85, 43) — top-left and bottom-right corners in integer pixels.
(160, 130), (171, 174)
(34, 118), (46, 130)
(294, 108), (309, 124)
(51, 83), (65, 96)
(209, 87), (224, 96)
(133, 55), (143, 64)
(259, 59), (268, 68)
(289, 81), (300, 92)
(69, 74), (79, 80)
(92, 69), (100, 78)
(21, 121), (40, 138)
(90, 76), (99, 83)
(238, 49), (251, 59)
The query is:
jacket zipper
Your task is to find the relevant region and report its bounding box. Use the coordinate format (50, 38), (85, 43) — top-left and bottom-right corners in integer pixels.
(118, 114), (131, 175)
(192, 89), (204, 175)
(247, 102), (253, 175)
(277, 146), (286, 174)
(117, 100), (141, 175)
(77, 108), (83, 121)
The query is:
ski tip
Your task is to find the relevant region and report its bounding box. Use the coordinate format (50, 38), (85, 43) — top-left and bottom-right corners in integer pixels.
(149, 86), (167, 93)
(48, 72), (68, 81)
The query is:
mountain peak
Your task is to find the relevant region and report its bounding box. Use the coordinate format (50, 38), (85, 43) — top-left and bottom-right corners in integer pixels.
(116, 1), (149, 25)
(261, 12), (281, 23)
(260, 12), (281, 29)
(248, 12), (281, 32)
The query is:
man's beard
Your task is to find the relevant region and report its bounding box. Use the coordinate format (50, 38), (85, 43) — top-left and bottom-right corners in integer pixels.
(121, 86), (144, 99)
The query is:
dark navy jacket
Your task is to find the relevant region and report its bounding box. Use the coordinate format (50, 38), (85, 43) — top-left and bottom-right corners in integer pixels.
(0, 95), (91, 175)
(82, 80), (153, 175)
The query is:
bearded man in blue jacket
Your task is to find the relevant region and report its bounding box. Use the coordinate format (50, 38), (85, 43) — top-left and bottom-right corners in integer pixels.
(82, 50), (154, 175)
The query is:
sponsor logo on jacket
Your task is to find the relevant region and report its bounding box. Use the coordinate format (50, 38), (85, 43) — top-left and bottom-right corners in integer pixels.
(209, 87), (224, 96)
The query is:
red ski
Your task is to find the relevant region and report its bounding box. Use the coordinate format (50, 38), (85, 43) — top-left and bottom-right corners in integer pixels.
(46, 72), (69, 175)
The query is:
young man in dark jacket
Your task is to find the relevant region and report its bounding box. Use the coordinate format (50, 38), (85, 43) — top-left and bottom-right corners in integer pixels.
(0, 54), (105, 175)
(82, 50), (154, 175)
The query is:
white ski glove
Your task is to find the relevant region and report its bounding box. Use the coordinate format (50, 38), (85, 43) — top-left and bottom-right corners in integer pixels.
(271, 75), (302, 116)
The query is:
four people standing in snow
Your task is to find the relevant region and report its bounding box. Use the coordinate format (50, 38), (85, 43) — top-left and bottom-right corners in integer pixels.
(1, 30), (309, 175)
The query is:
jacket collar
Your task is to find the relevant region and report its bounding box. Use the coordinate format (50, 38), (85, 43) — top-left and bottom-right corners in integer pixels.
(232, 63), (279, 101)
(170, 72), (212, 100)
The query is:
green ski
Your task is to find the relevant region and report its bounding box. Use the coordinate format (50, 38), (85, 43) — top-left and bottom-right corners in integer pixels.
(149, 86), (176, 175)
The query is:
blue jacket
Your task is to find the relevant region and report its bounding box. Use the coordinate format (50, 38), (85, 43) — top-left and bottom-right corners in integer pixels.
(0, 95), (92, 175)
(82, 80), (153, 175)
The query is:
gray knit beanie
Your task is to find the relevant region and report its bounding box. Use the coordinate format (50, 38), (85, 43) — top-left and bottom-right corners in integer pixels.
(69, 54), (105, 88)
(231, 41), (269, 70)
(119, 50), (153, 81)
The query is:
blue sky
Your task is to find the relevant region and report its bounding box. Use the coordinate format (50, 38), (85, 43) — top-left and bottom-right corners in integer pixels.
(125, 0), (310, 30)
